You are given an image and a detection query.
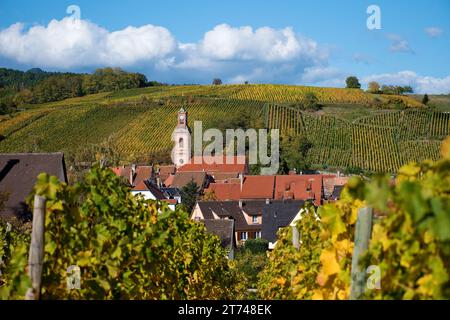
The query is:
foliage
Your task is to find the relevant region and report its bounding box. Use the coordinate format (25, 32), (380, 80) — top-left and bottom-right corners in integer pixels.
(0, 220), (31, 299)
(422, 94), (429, 105)
(258, 197), (362, 300)
(1, 166), (245, 299)
(346, 76), (361, 89)
(212, 79), (223, 85)
(235, 250), (268, 289)
(380, 85), (414, 95)
(243, 239), (269, 254)
(180, 180), (201, 213)
(279, 131), (312, 173)
(367, 81), (380, 94)
(347, 149), (450, 299)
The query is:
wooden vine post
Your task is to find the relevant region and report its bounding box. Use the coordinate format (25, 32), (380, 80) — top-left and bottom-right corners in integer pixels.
(350, 207), (373, 300)
(25, 195), (46, 300)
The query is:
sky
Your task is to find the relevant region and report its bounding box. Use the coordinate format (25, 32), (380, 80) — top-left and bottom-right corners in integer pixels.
(0, 0), (449, 93)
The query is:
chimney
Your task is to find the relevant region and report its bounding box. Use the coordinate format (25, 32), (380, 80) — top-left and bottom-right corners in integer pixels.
(265, 198), (270, 205)
(238, 200), (243, 209)
(156, 177), (161, 188)
(239, 173), (244, 191)
(337, 170), (341, 177)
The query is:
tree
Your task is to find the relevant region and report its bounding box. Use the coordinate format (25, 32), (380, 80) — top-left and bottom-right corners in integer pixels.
(422, 93), (429, 105)
(212, 78), (222, 85)
(345, 76), (361, 89)
(303, 92), (321, 111)
(367, 81), (380, 94)
(180, 180), (201, 213)
(279, 132), (312, 174)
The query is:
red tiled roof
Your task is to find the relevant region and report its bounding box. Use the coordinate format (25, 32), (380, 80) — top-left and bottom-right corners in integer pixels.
(205, 183), (241, 201)
(178, 155), (247, 174)
(170, 171), (207, 189)
(205, 175), (275, 201)
(164, 175), (174, 187)
(275, 175), (323, 205)
(240, 175), (275, 199)
(111, 165), (153, 191)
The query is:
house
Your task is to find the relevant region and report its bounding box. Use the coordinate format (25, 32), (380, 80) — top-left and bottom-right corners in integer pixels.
(205, 174), (348, 205)
(205, 175), (275, 201)
(0, 153), (67, 219)
(167, 171), (210, 190)
(192, 200), (264, 245)
(201, 219), (236, 259)
(112, 164), (177, 210)
(261, 200), (305, 249)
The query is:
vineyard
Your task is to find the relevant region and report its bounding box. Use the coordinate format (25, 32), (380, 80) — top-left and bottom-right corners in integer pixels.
(264, 104), (450, 172)
(0, 83), (447, 173)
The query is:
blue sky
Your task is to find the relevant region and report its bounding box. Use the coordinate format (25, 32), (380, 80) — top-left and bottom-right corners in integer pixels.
(0, 0), (449, 93)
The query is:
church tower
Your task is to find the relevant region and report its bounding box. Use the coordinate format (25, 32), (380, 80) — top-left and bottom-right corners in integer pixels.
(171, 107), (191, 167)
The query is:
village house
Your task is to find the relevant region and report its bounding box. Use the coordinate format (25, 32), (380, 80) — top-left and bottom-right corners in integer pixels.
(200, 219), (236, 259)
(0, 153), (67, 220)
(112, 164), (177, 210)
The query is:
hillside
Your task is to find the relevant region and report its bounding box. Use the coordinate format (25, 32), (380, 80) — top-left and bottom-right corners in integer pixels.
(0, 84), (447, 173)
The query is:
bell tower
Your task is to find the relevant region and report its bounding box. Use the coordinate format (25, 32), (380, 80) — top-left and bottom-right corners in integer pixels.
(171, 107), (191, 167)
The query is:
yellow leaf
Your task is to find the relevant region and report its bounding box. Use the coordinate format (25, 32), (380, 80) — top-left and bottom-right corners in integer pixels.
(441, 136), (450, 159)
(311, 290), (324, 300)
(320, 248), (340, 277)
(276, 277), (286, 286)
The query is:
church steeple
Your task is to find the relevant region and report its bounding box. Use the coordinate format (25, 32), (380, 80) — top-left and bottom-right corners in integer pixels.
(171, 107), (191, 167)
(177, 107), (187, 128)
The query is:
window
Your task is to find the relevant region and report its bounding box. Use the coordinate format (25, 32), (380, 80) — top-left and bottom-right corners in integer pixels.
(179, 138), (184, 148)
(255, 231), (261, 239)
(252, 216), (258, 224)
(241, 232), (248, 241)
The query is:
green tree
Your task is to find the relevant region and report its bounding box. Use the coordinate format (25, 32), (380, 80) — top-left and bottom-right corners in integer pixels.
(345, 76), (361, 89)
(180, 180), (201, 213)
(279, 132), (312, 174)
(422, 93), (429, 105)
(212, 78), (222, 85)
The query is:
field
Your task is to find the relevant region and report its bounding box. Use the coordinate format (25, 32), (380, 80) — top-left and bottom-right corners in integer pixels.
(0, 84), (449, 173)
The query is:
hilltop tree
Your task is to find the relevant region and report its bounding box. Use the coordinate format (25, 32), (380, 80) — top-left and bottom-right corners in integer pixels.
(367, 81), (380, 93)
(212, 78), (223, 85)
(345, 76), (361, 89)
(422, 93), (429, 105)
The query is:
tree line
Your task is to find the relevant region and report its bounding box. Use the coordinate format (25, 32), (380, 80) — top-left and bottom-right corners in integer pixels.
(0, 67), (159, 114)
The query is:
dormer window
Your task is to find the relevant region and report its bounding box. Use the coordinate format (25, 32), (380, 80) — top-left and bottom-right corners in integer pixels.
(252, 216), (258, 224)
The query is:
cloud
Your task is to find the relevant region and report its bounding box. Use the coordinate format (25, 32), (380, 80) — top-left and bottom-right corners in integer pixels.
(0, 17), (176, 68)
(0, 19), (330, 85)
(353, 53), (376, 65)
(387, 34), (414, 53)
(425, 27), (443, 38)
(300, 66), (344, 86)
(363, 71), (450, 94)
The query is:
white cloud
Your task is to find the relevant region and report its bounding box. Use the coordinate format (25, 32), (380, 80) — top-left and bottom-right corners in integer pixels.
(363, 71), (450, 94)
(387, 34), (414, 53)
(0, 19), (328, 85)
(425, 27), (443, 38)
(302, 66), (343, 84)
(196, 24), (319, 62)
(0, 17), (176, 68)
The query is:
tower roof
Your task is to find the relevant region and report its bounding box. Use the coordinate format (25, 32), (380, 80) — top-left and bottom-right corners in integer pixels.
(179, 107), (186, 113)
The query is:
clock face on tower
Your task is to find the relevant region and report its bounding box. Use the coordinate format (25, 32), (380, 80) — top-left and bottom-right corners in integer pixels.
(179, 115), (185, 121)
